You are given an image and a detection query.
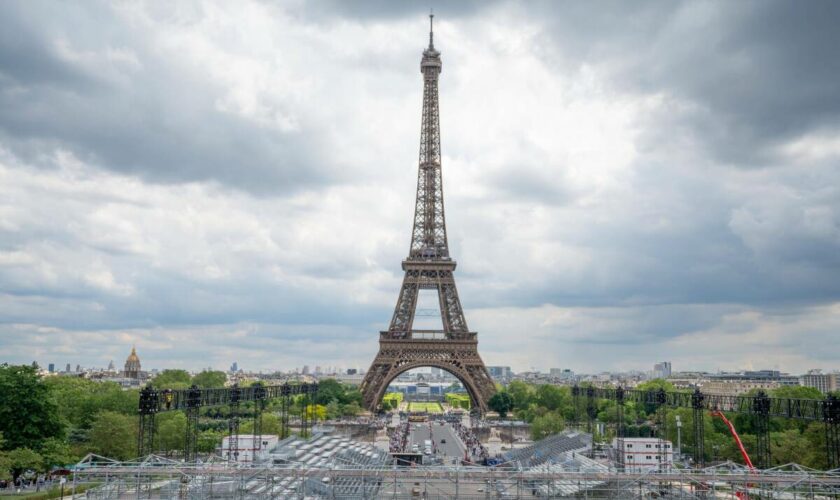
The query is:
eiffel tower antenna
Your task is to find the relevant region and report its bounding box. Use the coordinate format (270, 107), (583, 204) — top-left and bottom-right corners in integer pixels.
(360, 16), (496, 413)
(429, 9), (434, 49)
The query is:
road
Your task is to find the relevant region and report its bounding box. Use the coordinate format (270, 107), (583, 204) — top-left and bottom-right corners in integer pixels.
(408, 421), (465, 460)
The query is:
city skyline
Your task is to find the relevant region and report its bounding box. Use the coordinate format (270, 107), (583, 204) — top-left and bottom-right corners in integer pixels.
(23, 349), (840, 378)
(2, 1), (840, 374)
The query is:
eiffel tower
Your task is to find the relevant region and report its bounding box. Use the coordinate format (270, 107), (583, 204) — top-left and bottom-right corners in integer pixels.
(360, 15), (496, 412)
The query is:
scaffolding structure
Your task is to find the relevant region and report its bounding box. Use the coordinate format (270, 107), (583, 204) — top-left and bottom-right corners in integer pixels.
(73, 454), (840, 499)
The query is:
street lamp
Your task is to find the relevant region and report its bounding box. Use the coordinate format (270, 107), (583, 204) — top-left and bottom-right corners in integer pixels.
(675, 415), (682, 464)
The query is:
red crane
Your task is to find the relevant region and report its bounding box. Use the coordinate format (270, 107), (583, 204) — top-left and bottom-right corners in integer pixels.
(710, 409), (755, 470)
(710, 409), (755, 500)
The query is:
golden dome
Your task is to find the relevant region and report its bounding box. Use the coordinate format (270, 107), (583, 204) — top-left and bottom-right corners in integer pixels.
(126, 345), (140, 363)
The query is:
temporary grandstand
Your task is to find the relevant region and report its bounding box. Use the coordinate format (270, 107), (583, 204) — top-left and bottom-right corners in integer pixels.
(496, 430), (610, 497)
(258, 432), (391, 497)
(503, 430), (592, 468)
(72, 430), (840, 499)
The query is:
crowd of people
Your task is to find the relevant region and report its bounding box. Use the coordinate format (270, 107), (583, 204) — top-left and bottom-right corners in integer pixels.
(389, 421), (411, 453)
(452, 420), (489, 463)
(0, 474), (62, 494)
(385, 406), (491, 463)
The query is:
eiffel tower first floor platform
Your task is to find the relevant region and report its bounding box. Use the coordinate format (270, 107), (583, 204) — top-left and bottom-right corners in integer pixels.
(360, 336), (497, 413)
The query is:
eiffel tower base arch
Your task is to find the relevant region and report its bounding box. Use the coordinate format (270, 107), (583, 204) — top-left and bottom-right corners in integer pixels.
(360, 338), (496, 413)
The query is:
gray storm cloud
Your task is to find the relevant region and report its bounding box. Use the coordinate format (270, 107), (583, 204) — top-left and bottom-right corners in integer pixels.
(0, 0), (838, 373)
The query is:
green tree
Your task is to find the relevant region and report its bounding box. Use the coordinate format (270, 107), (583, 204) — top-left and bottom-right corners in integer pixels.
(770, 429), (811, 466)
(88, 411), (136, 460)
(4, 448), (43, 482)
(341, 389), (363, 406)
(151, 370), (192, 389)
(97, 384), (138, 416)
(191, 370), (227, 388)
(241, 413), (283, 436)
(342, 402), (363, 417)
(488, 392), (514, 418)
(39, 437), (74, 470)
(0, 453), (9, 482)
(157, 412), (186, 456)
(197, 430), (223, 454)
(636, 379), (676, 393)
(46, 377), (136, 430)
(770, 385), (824, 400)
(531, 413), (565, 440)
(261, 413), (283, 435)
(0, 364), (63, 450)
(313, 379), (344, 405)
(802, 421), (829, 469)
(535, 385), (568, 411)
(325, 400), (341, 419)
(505, 381), (534, 410)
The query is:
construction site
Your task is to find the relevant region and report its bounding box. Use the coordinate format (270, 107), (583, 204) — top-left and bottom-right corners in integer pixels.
(72, 432), (840, 499)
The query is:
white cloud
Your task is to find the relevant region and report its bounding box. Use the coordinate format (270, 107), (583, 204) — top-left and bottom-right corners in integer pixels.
(0, 1), (838, 374)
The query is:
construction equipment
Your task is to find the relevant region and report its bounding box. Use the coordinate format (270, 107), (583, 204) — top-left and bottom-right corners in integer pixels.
(711, 409), (756, 499)
(710, 409), (755, 470)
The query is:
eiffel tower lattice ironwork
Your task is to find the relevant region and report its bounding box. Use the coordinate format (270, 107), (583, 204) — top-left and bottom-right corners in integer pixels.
(360, 15), (496, 412)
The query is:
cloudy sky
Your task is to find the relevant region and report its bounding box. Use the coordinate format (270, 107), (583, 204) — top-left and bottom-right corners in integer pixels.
(1, 1), (839, 375)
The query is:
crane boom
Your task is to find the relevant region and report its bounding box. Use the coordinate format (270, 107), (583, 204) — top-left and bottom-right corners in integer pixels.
(710, 409), (755, 470)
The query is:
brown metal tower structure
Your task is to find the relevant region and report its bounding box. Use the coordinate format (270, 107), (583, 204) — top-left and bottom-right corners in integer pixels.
(360, 15), (496, 412)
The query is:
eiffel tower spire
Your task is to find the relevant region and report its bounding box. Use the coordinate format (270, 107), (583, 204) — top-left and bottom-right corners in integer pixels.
(360, 17), (496, 413)
(411, 11), (446, 260)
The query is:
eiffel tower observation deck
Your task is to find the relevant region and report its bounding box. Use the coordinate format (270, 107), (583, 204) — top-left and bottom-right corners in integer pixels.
(360, 16), (496, 412)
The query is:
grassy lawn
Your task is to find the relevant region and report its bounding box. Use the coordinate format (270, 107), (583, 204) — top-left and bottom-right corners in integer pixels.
(408, 402), (443, 414)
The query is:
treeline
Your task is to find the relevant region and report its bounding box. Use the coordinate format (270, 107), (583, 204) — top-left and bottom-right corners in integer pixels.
(0, 365), (362, 482)
(489, 379), (835, 469)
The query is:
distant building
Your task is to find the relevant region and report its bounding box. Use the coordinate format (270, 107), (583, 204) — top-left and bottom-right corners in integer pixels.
(230, 361), (238, 373)
(800, 370), (838, 394)
(124, 346), (142, 379)
(702, 370), (798, 395)
(302, 365), (310, 375)
(65, 363), (71, 373)
(335, 372), (364, 385)
(487, 366), (512, 381)
(653, 362), (672, 379)
(702, 380), (779, 396)
(550, 368), (576, 381)
(48, 363), (55, 373)
(107, 360), (115, 372)
(613, 437), (674, 472)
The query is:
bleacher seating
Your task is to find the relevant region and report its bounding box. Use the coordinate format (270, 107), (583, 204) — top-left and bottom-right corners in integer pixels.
(249, 432), (391, 498)
(496, 431), (607, 497)
(504, 431), (591, 468)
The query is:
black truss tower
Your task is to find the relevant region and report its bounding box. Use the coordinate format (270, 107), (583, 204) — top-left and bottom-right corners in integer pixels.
(137, 382), (318, 460)
(824, 394), (839, 469)
(138, 386), (158, 455)
(183, 385), (201, 462)
(692, 388), (705, 467)
(227, 385), (241, 463)
(752, 390), (772, 470)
